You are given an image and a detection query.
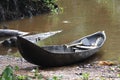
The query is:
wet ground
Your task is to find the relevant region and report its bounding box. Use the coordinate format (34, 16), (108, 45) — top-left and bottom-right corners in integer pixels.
(0, 55), (120, 80)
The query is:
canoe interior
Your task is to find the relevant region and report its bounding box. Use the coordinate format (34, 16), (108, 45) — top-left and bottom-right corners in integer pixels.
(42, 45), (74, 53)
(42, 45), (89, 53)
(41, 31), (105, 53)
(70, 31), (105, 47)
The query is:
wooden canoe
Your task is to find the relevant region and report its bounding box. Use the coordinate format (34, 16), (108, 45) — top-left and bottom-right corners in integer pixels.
(1, 30), (62, 47)
(0, 29), (29, 37)
(17, 31), (106, 67)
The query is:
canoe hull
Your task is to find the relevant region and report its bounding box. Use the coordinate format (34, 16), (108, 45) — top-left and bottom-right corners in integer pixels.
(17, 31), (106, 67)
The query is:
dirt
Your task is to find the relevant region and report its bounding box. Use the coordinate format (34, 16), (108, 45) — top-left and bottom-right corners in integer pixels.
(0, 55), (120, 80)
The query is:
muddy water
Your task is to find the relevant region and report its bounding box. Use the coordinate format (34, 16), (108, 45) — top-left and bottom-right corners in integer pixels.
(0, 0), (120, 62)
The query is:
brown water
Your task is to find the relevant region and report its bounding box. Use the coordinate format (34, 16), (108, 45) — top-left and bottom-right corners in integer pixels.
(0, 0), (120, 62)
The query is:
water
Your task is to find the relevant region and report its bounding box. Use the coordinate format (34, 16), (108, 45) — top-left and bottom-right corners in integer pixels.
(0, 0), (120, 62)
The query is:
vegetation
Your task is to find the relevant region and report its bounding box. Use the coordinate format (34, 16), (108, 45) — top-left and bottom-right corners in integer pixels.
(42, 0), (62, 14)
(0, 65), (62, 80)
(0, 0), (60, 22)
(1, 64), (120, 80)
(0, 65), (16, 80)
(81, 73), (89, 80)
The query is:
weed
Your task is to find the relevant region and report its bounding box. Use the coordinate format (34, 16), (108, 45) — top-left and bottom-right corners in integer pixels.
(47, 75), (63, 80)
(0, 65), (16, 80)
(81, 73), (90, 80)
(0, 65), (62, 80)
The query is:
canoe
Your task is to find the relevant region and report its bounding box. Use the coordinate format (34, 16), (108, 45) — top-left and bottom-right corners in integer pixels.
(1, 30), (62, 47)
(0, 29), (29, 37)
(17, 31), (106, 67)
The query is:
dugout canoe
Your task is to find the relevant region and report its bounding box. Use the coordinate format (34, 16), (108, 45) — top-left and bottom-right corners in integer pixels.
(0, 29), (29, 37)
(17, 31), (106, 67)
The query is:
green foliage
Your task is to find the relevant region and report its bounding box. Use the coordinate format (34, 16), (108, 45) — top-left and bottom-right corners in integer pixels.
(0, 65), (16, 80)
(17, 75), (27, 80)
(47, 75), (62, 80)
(42, 0), (62, 14)
(0, 65), (31, 80)
(81, 73), (90, 80)
(43, 0), (58, 4)
(32, 0), (63, 14)
(0, 65), (62, 80)
(14, 66), (19, 71)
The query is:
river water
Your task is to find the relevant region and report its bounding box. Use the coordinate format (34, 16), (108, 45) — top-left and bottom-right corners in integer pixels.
(0, 0), (120, 62)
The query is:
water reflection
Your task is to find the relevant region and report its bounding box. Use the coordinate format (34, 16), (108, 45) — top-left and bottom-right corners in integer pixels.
(0, 0), (120, 62)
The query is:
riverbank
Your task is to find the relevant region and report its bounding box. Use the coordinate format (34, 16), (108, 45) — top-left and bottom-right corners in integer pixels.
(0, 55), (120, 80)
(0, 0), (58, 22)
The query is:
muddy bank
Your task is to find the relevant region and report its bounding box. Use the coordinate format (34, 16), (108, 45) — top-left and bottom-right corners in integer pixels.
(0, 55), (120, 80)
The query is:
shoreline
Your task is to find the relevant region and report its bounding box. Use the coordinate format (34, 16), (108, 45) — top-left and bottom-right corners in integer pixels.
(0, 55), (120, 80)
